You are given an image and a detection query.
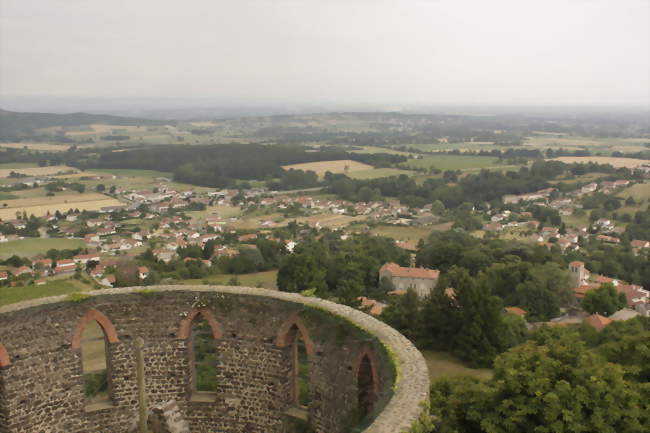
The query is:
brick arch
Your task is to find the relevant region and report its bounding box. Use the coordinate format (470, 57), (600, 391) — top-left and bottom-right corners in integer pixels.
(71, 309), (120, 350)
(0, 343), (10, 367)
(275, 314), (315, 355)
(178, 308), (222, 339)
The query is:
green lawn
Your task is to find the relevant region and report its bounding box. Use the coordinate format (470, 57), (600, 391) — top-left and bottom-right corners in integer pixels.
(422, 350), (493, 381)
(0, 277), (94, 306)
(400, 155), (500, 171)
(0, 238), (86, 259)
(347, 168), (414, 180)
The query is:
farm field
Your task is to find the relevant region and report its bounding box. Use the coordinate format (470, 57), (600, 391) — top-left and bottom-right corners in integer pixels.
(0, 192), (123, 220)
(0, 238), (86, 259)
(401, 155), (500, 171)
(0, 142), (70, 152)
(526, 136), (649, 153)
(281, 160), (373, 177)
(549, 156), (649, 168)
(0, 165), (79, 178)
(0, 193), (19, 200)
(347, 168), (414, 179)
(0, 277), (94, 307)
(422, 350), (493, 381)
(346, 145), (413, 156)
(393, 142), (499, 152)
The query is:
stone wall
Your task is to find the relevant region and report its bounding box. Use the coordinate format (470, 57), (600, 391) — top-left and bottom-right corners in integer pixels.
(0, 286), (430, 433)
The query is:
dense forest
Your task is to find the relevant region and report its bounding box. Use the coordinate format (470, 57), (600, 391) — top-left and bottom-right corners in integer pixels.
(81, 143), (406, 188)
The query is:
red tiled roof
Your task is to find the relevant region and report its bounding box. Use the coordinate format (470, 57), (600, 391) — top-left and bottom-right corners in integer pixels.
(380, 263), (440, 280)
(573, 284), (598, 299)
(505, 307), (527, 316)
(583, 314), (612, 331)
(569, 261), (585, 267)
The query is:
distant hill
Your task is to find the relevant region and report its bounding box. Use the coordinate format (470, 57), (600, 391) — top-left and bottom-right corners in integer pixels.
(0, 109), (166, 140)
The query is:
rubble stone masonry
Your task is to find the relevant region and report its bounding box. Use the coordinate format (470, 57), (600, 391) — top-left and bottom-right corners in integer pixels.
(0, 286), (429, 433)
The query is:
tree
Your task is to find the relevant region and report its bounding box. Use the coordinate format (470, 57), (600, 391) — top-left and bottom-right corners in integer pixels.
(430, 330), (650, 433)
(381, 288), (422, 343)
(582, 283), (627, 316)
(95, 184), (106, 192)
(114, 261), (139, 287)
(277, 253), (327, 295)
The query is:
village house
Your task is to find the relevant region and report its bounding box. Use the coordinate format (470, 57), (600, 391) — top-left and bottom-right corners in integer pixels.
(138, 266), (150, 280)
(54, 259), (76, 274)
(73, 253), (100, 265)
(379, 262), (440, 298)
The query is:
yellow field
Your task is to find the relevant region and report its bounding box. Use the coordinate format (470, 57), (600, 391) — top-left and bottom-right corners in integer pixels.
(0, 142), (70, 152)
(0, 193), (123, 219)
(0, 165), (79, 178)
(281, 160), (374, 177)
(548, 156), (649, 168)
(64, 123), (145, 136)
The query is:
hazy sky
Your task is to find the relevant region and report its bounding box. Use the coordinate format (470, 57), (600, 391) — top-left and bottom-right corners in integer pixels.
(1, 0), (649, 107)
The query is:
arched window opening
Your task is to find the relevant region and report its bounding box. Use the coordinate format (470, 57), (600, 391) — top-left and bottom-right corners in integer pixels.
(81, 320), (110, 405)
(191, 315), (218, 393)
(288, 325), (310, 408)
(357, 354), (375, 417)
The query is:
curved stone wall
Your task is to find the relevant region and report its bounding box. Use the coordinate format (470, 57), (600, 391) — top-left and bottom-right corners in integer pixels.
(0, 286), (430, 433)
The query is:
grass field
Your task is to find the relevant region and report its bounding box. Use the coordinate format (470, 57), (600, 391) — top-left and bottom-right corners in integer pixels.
(91, 168), (173, 178)
(0, 163), (38, 169)
(0, 193), (18, 200)
(0, 277), (93, 306)
(549, 156), (649, 168)
(296, 213), (368, 228)
(370, 225), (433, 242)
(179, 270), (278, 289)
(401, 155), (500, 171)
(422, 350), (493, 381)
(0, 192), (123, 220)
(281, 160), (374, 177)
(614, 181), (650, 218)
(0, 165), (79, 178)
(616, 181), (650, 203)
(347, 168), (415, 179)
(0, 238), (86, 259)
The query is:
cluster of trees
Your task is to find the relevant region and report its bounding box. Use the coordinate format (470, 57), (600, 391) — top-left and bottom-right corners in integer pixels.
(277, 232), (409, 304)
(326, 161), (572, 209)
(427, 318), (650, 433)
(382, 268), (529, 367)
(565, 235), (650, 287)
